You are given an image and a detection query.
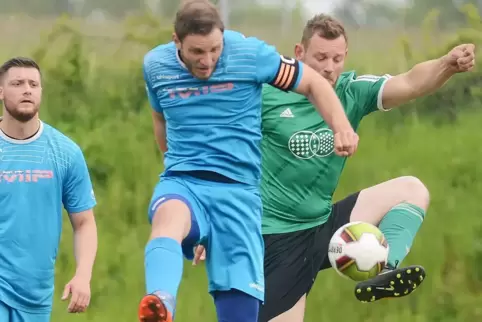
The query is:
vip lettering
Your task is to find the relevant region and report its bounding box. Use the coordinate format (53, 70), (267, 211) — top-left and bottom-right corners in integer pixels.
(0, 170), (53, 183)
(168, 83), (234, 99)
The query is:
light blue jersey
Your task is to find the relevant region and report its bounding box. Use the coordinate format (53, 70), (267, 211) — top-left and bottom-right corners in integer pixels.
(143, 30), (304, 303)
(0, 121), (96, 314)
(143, 30), (304, 186)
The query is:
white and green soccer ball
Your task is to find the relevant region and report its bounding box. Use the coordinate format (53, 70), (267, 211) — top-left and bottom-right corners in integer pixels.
(328, 221), (389, 282)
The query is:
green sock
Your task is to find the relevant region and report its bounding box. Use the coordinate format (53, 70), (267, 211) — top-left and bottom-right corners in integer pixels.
(378, 202), (426, 268)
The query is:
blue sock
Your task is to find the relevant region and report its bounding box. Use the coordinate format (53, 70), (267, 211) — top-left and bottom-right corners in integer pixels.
(144, 237), (183, 315)
(213, 290), (260, 322)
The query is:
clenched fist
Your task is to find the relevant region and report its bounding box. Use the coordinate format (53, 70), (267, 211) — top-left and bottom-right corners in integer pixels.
(444, 44), (476, 73)
(334, 130), (359, 157)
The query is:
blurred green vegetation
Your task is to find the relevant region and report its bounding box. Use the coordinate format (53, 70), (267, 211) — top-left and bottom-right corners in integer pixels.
(0, 3), (481, 322)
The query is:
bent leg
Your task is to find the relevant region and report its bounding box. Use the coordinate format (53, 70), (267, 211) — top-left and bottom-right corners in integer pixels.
(350, 176), (430, 267)
(139, 177), (206, 322)
(349, 176), (429, 302)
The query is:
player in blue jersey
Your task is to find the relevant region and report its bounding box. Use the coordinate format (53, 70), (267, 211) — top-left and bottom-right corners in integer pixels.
(138, 1), (359, 322)
(0, 57), (98, 321)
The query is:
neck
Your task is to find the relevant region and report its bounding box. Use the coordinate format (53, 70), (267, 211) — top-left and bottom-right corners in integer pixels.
(0, 114), (40, 140)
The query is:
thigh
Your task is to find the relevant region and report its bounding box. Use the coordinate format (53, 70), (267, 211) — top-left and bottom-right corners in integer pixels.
(318, 192), (360, 271)
(213, 290), (260, 322)
(11, 308), (50, 322)
(196, 181), (265, 302)
(259, 228), (318, 322)
(148, 176), (209, 259)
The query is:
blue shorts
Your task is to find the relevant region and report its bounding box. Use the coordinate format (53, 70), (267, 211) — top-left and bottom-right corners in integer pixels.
(148, 173), (265, 301)
(0, 301), (50, 322)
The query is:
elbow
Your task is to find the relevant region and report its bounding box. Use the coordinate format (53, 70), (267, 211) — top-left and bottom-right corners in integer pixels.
(73, 213), (96, 233)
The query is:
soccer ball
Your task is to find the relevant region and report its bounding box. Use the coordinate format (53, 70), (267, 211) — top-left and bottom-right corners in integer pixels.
(328, 221), (389, 282)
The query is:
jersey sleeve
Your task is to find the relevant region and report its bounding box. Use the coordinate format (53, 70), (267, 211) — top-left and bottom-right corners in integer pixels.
(62, 147), (96, 214)
(255, 40), (303, 92)
(143, 61), (162, 113)
(349, 74), (392, 116)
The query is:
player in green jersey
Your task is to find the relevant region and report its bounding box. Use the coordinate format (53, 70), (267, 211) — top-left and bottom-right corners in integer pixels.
(192, 13), (475, 322)
(256, 14), (475, 322)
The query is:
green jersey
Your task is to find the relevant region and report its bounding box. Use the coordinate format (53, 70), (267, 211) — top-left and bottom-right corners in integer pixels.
(261, 71), (391, 234)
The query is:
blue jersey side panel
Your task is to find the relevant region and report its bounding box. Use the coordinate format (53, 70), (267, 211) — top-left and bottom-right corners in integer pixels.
(143, 30), (302, 185)
(0, 123), (96, 313)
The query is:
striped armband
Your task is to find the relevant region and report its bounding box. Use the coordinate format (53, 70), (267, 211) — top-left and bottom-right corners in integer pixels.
(269, 55), (300, 91)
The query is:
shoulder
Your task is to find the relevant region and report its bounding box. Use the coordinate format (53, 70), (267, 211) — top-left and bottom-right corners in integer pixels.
(337, 70), (391, 91)
(224, 30), (265, 50)
(223, 30), (247, 41)
(43, 123), (83, 157)
(335, 71), (358, 91)
(144, 42), (177, 70)
(143, 42), (179, 85)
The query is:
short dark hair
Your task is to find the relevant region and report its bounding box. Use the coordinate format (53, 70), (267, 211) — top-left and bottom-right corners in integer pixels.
(174, 0), (225, 42)
(0, 57), (41, 81)
(301, 14), (347, 47)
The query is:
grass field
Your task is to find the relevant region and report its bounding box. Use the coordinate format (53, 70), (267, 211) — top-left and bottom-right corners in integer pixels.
(1, 10), (482, 322)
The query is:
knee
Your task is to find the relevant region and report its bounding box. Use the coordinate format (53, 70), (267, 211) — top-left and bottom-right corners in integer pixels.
(150, 199), (192, 243)
(396, 176), (430, 210)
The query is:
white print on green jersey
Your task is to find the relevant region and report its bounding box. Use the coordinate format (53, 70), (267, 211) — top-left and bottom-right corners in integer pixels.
(288, 129), (334, 159)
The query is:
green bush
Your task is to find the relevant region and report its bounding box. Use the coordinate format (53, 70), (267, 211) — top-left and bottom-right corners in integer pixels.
(6, 8), (480, 321)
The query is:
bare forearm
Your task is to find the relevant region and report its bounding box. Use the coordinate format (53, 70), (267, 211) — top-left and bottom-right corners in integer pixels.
(151, 111), (167, 152)
(382, 57), (455, 108)
(308, 76), (353, 132)
(73, 220), (97, 281)
(154, 128), (167, 152)
(406, 57), (454, 96)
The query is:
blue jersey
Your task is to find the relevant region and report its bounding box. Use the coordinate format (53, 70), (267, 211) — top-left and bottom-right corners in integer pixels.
(143, 30), (304, 185)
(0, 121), (96, 313)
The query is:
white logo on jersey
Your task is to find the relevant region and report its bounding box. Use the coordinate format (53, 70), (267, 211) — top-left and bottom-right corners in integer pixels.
(288, 129), (334, 159)
(156, 74), (180, 80)
(280, 108), (294, 118)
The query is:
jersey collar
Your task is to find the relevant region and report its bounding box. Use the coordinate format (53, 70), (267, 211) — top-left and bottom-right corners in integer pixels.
(0, 117), (44, 144)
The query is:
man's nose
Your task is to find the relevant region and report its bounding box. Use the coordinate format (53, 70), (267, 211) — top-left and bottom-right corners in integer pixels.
(324, 61), (335, 74)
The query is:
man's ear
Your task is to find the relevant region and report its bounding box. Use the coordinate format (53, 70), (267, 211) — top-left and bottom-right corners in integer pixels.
(172, 33), (181, 49)
(294, 43), (305, 61)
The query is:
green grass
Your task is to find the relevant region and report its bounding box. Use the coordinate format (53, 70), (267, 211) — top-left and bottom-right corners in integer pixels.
(1, 11), (481, 322)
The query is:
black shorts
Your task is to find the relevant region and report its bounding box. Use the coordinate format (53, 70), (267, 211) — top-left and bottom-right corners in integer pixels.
(259, 192), (360, 322)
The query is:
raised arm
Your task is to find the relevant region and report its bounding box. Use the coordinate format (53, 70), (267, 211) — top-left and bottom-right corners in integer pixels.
(381, 44), (475, 109)
(255, 40), (358, 156)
